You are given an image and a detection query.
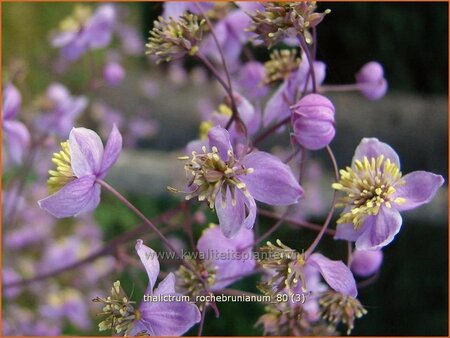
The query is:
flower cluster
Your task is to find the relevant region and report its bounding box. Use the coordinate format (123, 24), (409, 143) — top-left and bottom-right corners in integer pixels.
(3, 1), (446, 337)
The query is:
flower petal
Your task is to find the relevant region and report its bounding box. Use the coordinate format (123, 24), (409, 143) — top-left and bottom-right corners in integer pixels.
(140, 298), (201, 336)
(69, 127), (104, 177)
(3, 120), (30, 164)
(2, 84), (21, 120)
(208, 126), (233, 160)
(308, 253), (357, 297)
(394, 171), (444, 211)
(334, 222), (362, 242)
(197, 225), (255, 290)
(153, 273), (176, 296)
(99, 124), (122, 177)
(215, 187), (256, 238)
(356, 206), (402, 250)
(351, 249), (383, 277)
(240, 151), (303, 205)
(135, 239), (160, 293)
(263, 81), (291, 127)
(128, 319), (156, 336)
(353, 138), (400, 168)
(38, 175), (97, 218)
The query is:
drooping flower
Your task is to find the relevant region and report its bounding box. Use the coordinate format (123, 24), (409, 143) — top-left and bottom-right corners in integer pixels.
(355, 61), (388, 100)
(128, 240), (201, 336)
(291, 93), (336, 150)
(333, 138), (444, 250)
(51, 4), (116, 61)
(351, 249), (383, 277)
(2, 84), (30, 164)
(35, 83), (88, 138)
(178, 126), (303, 238)
(38, 125), (122, 218)
(197, 224), (256, 290)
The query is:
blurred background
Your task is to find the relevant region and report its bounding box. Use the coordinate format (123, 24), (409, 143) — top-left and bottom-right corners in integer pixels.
(2, 2), (448, 336)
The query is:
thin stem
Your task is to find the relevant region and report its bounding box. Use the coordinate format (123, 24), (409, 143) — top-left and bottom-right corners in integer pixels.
(194, 3), (241, 131)
(319, 83), (361, 92)
(347, 241), (353, 267)
(305, 145), (339, 257)
(357, 271), (380, 289)
(253, 116), (290, 146)
(257, 208), (335, 236)
(197, 305), (207, 336)
(196, 52), (231, 97)
(298, 34), (317, 93)
(97, 179), (194, 272)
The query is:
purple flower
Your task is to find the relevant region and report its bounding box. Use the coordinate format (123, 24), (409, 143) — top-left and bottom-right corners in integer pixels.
(355, 61), (388, 100)
(201, 9), (254, 67)
(38, 125), (122, 218)
(291, 93), (336, 150)
(263, 56), (326, 127)
(35, 83), (88, 138)
(129, 239), (201, 336)
(103, 61), (125, 87)
(51, 4), (116, 61)
(235, 61), (269, 100)
(333, 138), (444, 250)
(182, 126), (303, 238)
(162, 2), (214, 20)
(197, 224), (256, 290)
(351, 249), (383, 277)
(2, 84), (30, 164)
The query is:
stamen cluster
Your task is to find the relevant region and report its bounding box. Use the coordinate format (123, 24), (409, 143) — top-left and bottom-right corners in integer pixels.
(249, 1), (330, 48)
(332, 155), (405, 229)
(264, 49), (301, 84)
(93, 281), (139, 335)
(258, 240), (307, 295)
(319, 290), (367, 334)
(47, 141), (75, 194)
(146, 14), (206, 63)
(181, 146), (253, 209)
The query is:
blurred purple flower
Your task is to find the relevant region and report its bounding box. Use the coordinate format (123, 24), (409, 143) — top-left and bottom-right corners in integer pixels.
(51, 4), (116, 61)
(35, 83), (88, 138)
(116, 23), (145, 55)
(351, 249), (383, 277)
(38, 125), (122, 218)
(355, 61), (387, 100)
(197, 224), (256, 290)
(162, 2), (214, 19)
(40, 288), (91, 331)
(103, 61), (125, 87)
(334, 138), (444, 250)
(184, 126), (303, 237)
(2, 84), (30, 164)
(264, 55), (326, 127)
(291, 93), (336, 150)
(129, 240), (201, 336)
(235, 61), (269, 100)
(201, 9), (254, 67)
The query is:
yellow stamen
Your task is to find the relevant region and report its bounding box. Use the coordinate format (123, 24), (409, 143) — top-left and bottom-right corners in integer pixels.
(47, 141), (75, 194)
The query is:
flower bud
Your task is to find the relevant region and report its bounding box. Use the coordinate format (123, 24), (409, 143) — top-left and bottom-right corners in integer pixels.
(355, 61), (387, 100)
(291, 94), (335, 150)
(103, 61), (125, 87)
(351, 249), (383, 277)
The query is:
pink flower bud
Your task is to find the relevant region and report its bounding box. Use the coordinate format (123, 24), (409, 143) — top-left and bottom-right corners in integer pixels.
(355, 61), (388, 100)
(291, 93), (335, 150)
(103, 61), (125, 87)
(351, 249), (383, 277)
